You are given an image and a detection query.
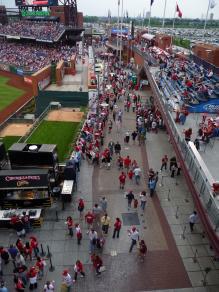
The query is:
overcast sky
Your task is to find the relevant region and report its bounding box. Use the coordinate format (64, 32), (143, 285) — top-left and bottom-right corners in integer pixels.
(2, 0), (219, 19)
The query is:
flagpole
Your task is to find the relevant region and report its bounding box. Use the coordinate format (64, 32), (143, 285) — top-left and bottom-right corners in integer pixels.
(117, 0), (120, 57)
(162, 0), (167, 28)
(204, 0), (211, 33)
(171, 2), (177, 49)
(148, 2), (152, 34)
(119, 0), (124, 66)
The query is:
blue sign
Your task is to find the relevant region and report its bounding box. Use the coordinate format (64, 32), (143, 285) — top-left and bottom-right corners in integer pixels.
(17, 68), (24, 76)
(111, 28), (128, 35)
(188, 99), (219, 114)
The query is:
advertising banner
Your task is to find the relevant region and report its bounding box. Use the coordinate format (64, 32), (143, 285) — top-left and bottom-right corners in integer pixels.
(38, 76), (51, 90)
(188, 99), (219, 114)
(0, 63), (10, 72)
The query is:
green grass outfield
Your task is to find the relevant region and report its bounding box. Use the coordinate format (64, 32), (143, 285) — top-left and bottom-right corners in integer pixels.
(0, 76), (25, 111)
(27, 121), (80, 162)
(0, 136), (21, 150)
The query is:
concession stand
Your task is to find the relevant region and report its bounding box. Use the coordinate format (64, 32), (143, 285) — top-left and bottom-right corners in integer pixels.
(0, 169), (52, 209)
(8, 143), (59, 183)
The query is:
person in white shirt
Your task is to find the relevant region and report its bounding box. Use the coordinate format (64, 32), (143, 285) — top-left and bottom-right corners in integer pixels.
(62, 270), (73, 290)
(189, 211), (198, 232)
(88, 229), (98, 253)
(128, 226), (139, 252)
(139, 191), (147, 211)
(133, 167), (141, 185)
(44, 280), (55, 292)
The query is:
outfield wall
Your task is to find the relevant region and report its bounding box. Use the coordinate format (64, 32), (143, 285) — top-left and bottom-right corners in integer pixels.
(35, 91), (88, 117)
(0, 71), (34, 125)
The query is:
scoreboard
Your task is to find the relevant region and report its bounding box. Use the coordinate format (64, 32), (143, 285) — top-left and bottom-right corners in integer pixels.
(15, 0), (58, 6)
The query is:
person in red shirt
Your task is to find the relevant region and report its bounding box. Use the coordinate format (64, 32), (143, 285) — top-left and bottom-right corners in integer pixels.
(124, 155), (131, 172)
(160, 155), (168, 171)
(35, 256), (45, 278)
(78, 198), (85, 219)
(184, 128), (192, 142)
(119, 171), (126, 189)
(85, 211), (94, 229)
(74, 260), (85, 281)
(91, 253), (103, 275)
(128, 169), (134, 180)
(30, 236), (39, 258)
(66, 216), (73, 237)
(14, 276), (25, 292)
(27, 266), (38, 289)
(24, 242), (32, 261)
(112, 218), (122, 239)
(127, 100), (131, 112)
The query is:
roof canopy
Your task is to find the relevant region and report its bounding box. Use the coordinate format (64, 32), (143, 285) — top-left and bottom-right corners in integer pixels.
(141, 33), (155, 41)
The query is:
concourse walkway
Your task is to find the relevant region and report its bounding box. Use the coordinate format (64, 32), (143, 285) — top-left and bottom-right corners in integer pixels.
(0, 86), (219, 292)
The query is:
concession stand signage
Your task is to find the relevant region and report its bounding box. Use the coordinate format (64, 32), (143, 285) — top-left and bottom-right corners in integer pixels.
(0, 170), (48, 189)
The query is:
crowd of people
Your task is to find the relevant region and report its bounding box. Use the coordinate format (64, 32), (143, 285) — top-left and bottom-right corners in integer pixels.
(0, 40), (76, 72)
(0, 21), (65, 42)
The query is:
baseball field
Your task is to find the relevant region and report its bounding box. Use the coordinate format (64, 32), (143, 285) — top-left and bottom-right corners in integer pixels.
(0, 76), (25, 111)
(27, 121), (80, 162)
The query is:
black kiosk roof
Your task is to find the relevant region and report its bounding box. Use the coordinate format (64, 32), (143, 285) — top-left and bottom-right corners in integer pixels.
(0, 169), (49, 190)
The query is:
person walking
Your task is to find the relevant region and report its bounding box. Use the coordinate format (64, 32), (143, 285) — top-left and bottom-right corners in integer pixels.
(108, 141), (115, 157)
(85, 211), (94, 230)
(160, 155), (168, 171)
(124, 131), (130, 144)
(88, 229), (98, 254)
(30, 236), (39, 258)
(75, 224), (82, 245)
(91, 254), (103, 276)
(61, 269), (73, 292)
(126, 190), (135, 210)
(101, 213), (111, 235)
(0, 248), (9, 265)
(74, 260), (85, 281)
(133, 166), (141, 185)
(112, 218), (122, 239)
(124, 155), (131, 173)
(189, 211), (198, 232)
(148, 178), (156, 197)
(22, 211), (31, 234)
(8, 244), (18, 261)
(99, 197), (108, 213)
(138, 240), (147, 262)
(23, 242), (32, 261)
(131, 130), (138, 143)
(43, 280), (55, 292)
(119, 171), (126, 189)
(27, 266), (38, 290)
(92, 204), (102, 222)
(35, 256), (45, 279)
(128, 227), (139, 253)
(78, 198), (85, 220)
(114, 142), (121, 155)
(139, 191), (147, 212)
(14, 276), (25, 292)
(65, 216), (74, 237)
(170, 164), (176, 178)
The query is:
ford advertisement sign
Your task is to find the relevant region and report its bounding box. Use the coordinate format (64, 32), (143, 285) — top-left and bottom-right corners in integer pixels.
(188, 99), (219, 114)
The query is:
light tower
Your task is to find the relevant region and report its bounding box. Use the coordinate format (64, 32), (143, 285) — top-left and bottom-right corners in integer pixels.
(59, 0), (78, 26)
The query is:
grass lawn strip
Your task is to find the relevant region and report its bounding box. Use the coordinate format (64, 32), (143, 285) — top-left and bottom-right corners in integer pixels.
(0, 136), (21, 150)
(0, 77), (25, 111)
(27, 121), (79, 162)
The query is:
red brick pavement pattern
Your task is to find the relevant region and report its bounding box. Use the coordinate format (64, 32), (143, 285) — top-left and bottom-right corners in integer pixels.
(90, 138), (191, 291)
(0, 70), (34, 124)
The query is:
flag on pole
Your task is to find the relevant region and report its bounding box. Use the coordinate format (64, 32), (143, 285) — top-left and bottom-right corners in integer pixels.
(151, 0), (154, 6)
(176, 3), (182, 18)
(210, 0), (216, 9)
